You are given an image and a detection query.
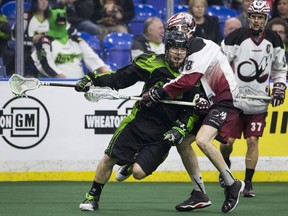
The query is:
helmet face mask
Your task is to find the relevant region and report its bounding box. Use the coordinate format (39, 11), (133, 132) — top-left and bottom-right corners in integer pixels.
(247, 0), (270, 34)
(165, 31), (189, 71)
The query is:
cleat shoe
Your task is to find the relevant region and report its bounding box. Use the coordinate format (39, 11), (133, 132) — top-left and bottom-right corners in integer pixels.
(79, 193), (99, 211)
(175, 190), (212, 211)
(219, 175), (225, 188)
(221, 180), (245, 213)
(242, 181), (255, 197)
(116, 163), (132, 182)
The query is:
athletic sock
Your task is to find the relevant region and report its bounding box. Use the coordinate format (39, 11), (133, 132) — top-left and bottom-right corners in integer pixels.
(224, 158), (231, 169)
(192, 173), (206, 194)
(220, 168), (235, 186)
(244, 168), (255, 182)
(88, 181), (105, 198)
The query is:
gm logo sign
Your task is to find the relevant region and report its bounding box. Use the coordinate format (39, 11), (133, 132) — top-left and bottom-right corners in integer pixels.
(0, 96), (50, 149)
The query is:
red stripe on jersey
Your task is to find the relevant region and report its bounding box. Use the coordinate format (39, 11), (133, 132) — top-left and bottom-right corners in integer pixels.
(163, 72), (203, 99)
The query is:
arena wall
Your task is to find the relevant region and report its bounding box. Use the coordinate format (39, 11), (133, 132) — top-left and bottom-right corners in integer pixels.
(0, 79), (287, 182)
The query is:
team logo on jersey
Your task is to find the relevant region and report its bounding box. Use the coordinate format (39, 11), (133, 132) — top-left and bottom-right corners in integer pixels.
(237, 55), (271, 83)
(55, 53), (82, 64)
(0, 96), (50, 149)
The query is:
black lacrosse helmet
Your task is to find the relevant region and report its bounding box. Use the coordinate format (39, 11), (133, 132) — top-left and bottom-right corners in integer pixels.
(165, 31), (189, 51)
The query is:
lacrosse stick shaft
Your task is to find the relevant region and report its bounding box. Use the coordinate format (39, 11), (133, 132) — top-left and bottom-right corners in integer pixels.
(42, 82), (77, 87)
(129, 96), (196, 106)
(238, 94), (272, 100)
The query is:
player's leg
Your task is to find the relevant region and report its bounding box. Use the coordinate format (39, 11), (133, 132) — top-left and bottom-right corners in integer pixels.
(243, 136), (258, 197)
(130, 142), (171, 180)
(79, 154), (118, 211)
(242, 113), (266, 197)
(174, 134), (212, 211)
(116, 163), (133, 181)
(219, 138), (236, 187)
(196, 106), (244, 213)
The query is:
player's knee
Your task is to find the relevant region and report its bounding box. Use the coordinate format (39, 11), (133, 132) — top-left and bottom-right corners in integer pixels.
(195, 136), (209, 150)
(132, 164), (147, 180)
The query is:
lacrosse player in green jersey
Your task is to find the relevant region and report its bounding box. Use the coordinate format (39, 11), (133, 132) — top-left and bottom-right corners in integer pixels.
(74, 31), (211, 211)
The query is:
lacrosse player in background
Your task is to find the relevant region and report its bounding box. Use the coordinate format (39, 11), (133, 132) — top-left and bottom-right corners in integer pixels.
(31, 6), (109, 78)
(219, 0), (287, 197)
(74, 31), (212, 212)
(140, 11), (246, 213)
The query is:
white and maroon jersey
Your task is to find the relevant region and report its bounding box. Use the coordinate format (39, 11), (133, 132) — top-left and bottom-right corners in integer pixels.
(31, 36), (107, 78)
(221, 27), (287, 114)
(163, 37), (239, 107)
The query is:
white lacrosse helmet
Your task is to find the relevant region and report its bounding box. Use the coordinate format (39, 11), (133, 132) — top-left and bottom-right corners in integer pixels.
(247, 0), (270, 22)
(165, 12), (196, 35)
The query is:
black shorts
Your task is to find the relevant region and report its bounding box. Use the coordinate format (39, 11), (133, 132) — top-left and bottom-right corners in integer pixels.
(105, 121), (171, 176)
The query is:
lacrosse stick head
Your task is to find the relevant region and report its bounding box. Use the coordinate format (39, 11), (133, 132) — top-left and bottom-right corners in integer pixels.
(8, 74), (40, 97)
(84, 87), (121, 102)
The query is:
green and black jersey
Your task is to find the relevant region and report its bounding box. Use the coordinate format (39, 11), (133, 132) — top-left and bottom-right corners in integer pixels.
(89, 53), (205, 136)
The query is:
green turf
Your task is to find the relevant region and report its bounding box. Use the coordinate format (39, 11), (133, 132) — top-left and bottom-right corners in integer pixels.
(0, 182), (287, 216)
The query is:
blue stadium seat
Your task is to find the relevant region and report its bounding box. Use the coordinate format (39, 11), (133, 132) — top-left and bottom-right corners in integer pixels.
(128, 4), (158, 35)
(0, 57), (7, 78)
(103, 32), (133, 71)
(205, 5), (238, 36)
(1, 1), (31, 26)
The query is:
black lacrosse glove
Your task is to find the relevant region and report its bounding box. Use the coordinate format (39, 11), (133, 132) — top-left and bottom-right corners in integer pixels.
(140, 87), (166, 108)
(163, 120), (187, 146)
(75, 75), (92, 92)
(272, 82), (286, 107)
(195, 94), (210, 113)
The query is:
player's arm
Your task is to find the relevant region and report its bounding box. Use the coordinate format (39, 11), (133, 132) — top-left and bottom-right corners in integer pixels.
(141, 72), (203, 107)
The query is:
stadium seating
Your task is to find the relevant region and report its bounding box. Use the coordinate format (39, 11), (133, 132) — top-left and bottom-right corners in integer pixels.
(0, 57), (7, 78)
(156, 4), (189, 22)
(174, 4), (189, 14)
(128, 4), (158, 35)
(205, 5), (238, 36)
(77, 32), (102, 74)
(103, 32), (133, 71)
(0, 1), (31, 26)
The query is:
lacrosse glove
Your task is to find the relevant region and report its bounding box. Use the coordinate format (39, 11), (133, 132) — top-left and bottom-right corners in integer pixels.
(140, 87), (166, 108)
(195, 94), (210, 114)
(272, 82), (286, 107)
(75, 75), (91, 92)
(163, 120), (187, 146)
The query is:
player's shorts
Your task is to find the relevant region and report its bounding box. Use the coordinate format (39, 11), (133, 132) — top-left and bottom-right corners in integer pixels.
(229, 112), (267, 139)
(202, 101), (241, 144)
(105, 121), (171, 176)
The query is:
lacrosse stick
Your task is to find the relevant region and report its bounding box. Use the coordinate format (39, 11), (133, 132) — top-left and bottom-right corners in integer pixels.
(8, 74), (77, 96)
(84, 87), (199, 106)
(237, 94), (272, 101)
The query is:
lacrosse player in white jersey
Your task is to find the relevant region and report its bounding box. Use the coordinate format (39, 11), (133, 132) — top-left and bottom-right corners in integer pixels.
(140, 12), (246, 213)
(219, 0), (287, 197)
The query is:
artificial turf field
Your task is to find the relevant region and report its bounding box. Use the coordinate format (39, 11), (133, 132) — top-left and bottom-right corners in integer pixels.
(0, 182), (287, 216)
